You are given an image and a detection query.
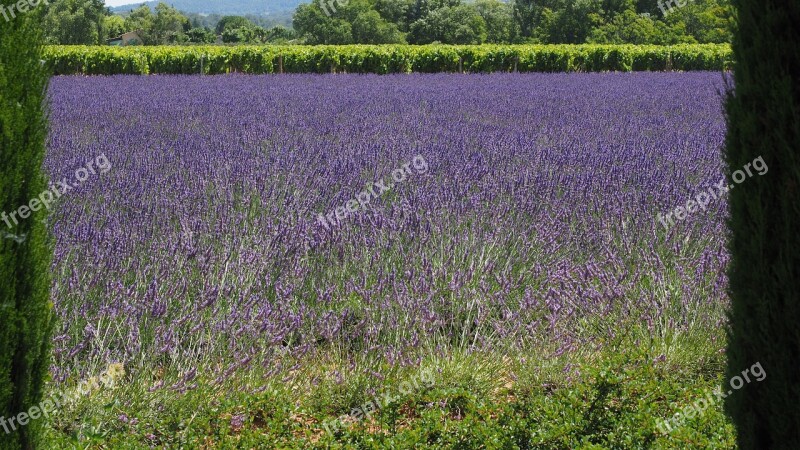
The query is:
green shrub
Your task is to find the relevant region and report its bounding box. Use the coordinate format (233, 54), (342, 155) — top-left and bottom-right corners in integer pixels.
(0, 2), (55, 449)
(724, 0), (800, 447)
(43, 44), (732, 75)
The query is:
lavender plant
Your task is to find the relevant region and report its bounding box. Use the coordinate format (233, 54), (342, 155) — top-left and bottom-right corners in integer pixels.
(44, 72), (729, 401)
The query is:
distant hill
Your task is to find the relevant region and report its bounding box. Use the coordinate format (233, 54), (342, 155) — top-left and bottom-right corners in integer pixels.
(110, 0), (304, 16)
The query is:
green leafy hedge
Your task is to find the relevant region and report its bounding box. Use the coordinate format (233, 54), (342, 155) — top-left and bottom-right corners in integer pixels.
(44, 44), (732, 75)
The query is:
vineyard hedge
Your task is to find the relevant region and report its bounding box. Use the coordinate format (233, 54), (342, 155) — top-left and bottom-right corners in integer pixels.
(44, 44), (732, 75)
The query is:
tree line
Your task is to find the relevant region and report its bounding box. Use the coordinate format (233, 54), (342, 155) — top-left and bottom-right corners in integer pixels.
(41, 0), (296, 45)
(295, 0), (732, 44)
(42, 0), (732, 45)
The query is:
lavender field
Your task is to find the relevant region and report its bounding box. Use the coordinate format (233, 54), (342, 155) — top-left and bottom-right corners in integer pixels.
(43, 72), (734, 448)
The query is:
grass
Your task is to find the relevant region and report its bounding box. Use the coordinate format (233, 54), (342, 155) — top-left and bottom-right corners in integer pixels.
(41, 335), (735, 449)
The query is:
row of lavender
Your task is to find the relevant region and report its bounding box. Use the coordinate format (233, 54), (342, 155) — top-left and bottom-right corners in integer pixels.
(44, 73), (729, 387)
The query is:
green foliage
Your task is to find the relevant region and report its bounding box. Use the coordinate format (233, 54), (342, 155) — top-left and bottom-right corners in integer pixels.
(42, 44), (732, 75)
(215, 23), (297, 44)
(104, 15), (127, 40)
(375, 0), (415, 31)
(150, 3), (191, 44)
(53, 5), (297, 46)
(40, 351), (736, 449)
(545, 0), (606, 44)
(513, 0), (563, 39)
(0, 1), (54, 449)
(263, 26), (297, 43)
(291, 0), (733, 45)
(723, 0), (800, 447)
(589, 10), (681, 44)
(43, 2), (291, 45)
(123, 5), (155, 44)
(293, 2), (355, 44)
(475, 0), (519, 43)
(352, 10), (406, 44)
(663, 0), (733, 44)
(123, 3), (198, 45)
(185, 27), (217, 44)
(84, 4), (225, 45)
(408, 5), (488, 44)
(215, 15), (254, 34)
(222, 26), (256, 43)
(409, 0), (462, 24)
(35, 0), (734, 46)
(43, 0), (107, 44)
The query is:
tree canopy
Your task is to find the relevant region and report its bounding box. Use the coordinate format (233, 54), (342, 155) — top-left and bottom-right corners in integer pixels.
(38, 0), (733, 45)
(294, 0), (733, 44)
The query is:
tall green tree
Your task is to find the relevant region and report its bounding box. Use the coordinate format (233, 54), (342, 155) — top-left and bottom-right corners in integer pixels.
(42, 0), (108, 44)
(215, 15), (253, 34)
(375, 0), (415, 31)
(264, 25), (297, 43)
(588, 8), (679, 44)
(103, 15), (126, 39)
(222, 26), (255, 43)
(512, 0), (562, 38)
(185, 27), (216, 43)
(409, 0), (459, 24)
(724, 0), (800, 447)
(123, 5), (155, 44)
(475, 0), (518, 43)
(293, 2), (354, 44)
(151, 3), (190, 44)
(537, 0), (599, 43)
(352, 10), (406, 43)
(664, 0), (733, 43)
(408, 4), (487, 44)
(0, 0), (55, 448)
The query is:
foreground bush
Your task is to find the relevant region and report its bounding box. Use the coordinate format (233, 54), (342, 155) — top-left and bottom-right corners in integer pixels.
(44, 44), (732, 75)
(42, 350), (735, 449)
(724, 0), (800, 447)
(0, 1), (54, 449)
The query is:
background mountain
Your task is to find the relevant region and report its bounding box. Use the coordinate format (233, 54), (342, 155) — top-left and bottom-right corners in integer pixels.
(109, 0), (304, 16)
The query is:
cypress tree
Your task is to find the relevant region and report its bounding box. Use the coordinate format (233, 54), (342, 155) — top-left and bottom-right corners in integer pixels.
(724, 0), (800, 448)
(0, 1), (55, 449)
